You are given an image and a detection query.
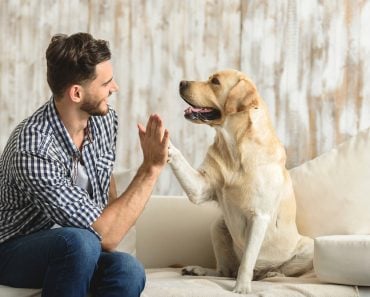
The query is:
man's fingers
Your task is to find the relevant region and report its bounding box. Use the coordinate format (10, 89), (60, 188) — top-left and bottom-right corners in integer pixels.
(137, 124), (146, 147)
(150, 114), (159, 138)
(146, 114), (154, 137)
(162, 129), (170, 147)
(137, 123), (146, 134)
(155, 115), (164, 140)
(137, 124), (145, 138)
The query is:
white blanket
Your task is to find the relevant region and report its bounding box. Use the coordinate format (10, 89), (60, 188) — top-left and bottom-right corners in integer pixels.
(141, 268), (360, 297)
(0, 268), (365, 297)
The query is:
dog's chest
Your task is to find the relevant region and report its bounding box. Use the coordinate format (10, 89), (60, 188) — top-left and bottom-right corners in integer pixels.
(217, 168), (264, 208)
(215, 157), (284, 211)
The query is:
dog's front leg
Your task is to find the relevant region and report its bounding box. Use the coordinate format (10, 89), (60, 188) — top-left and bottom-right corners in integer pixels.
(168, 142), (212, 204)
(234, 213), (270, 294)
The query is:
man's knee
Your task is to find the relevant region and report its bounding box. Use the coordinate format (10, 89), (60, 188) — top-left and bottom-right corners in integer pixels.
(102, 252), (146, 293)
(52, 227), (101, 266)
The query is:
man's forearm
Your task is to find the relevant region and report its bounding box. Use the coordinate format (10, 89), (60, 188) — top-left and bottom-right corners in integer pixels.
(117, 164), (160, 220)
(92, 164), (160, 251)
(108, 175), (118, 204)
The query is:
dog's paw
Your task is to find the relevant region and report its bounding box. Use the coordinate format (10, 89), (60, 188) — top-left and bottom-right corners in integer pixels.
(167, 141), (180, 164)
(167, 142), (174, 163)
(233, 271), (252, 294)
(181, 265), (207, 276)
(233, 280), (252, 294)
(263, 271), (285, 279)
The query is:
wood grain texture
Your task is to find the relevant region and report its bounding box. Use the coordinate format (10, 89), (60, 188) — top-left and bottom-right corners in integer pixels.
(0, 0), (369, 195)
(241, 0), (370, 166)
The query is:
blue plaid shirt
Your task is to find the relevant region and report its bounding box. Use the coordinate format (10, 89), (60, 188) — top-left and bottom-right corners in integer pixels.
(0, 97), (118, 243)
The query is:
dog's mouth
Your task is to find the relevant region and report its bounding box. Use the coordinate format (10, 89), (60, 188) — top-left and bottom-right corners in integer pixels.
(184, 104), (221, 121)
(179, 86), (221, 121)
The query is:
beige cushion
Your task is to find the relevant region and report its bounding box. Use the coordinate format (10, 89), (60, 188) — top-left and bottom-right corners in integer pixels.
(314, 235), (370, 286)
(0, 286), (42, 297)
(113, 170), (137, 255)
(290, 127), (370, 238)
(136, 196), (221, 268)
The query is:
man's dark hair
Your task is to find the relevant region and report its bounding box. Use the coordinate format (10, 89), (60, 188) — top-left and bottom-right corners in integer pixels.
(46, 32), (111, 98)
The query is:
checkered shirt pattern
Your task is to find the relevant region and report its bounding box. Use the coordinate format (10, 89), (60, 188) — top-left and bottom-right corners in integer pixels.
(0, 97), (118, 243)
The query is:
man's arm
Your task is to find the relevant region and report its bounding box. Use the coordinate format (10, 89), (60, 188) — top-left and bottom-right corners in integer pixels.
(92, 114), (169, 251)
(108, 175), (117, 205)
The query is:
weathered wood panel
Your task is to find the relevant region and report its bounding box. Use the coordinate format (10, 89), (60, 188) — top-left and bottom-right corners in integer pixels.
(0, 0), (369, 195)
(241, 0), (370, 166)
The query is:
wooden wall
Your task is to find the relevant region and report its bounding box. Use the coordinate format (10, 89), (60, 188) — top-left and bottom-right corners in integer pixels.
(0, 0), (369, 195)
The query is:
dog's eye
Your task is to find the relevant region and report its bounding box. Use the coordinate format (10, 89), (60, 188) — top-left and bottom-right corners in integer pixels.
(211, 77), (220, 85)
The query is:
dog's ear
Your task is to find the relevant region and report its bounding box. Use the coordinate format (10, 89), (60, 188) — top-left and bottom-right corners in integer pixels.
(224, 79), (258, 115)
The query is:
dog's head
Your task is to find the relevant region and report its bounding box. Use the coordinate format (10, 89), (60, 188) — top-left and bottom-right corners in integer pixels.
(179, 69), (265, 127)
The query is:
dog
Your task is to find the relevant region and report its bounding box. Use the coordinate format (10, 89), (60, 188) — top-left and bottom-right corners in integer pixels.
(168, 69), (313, 294)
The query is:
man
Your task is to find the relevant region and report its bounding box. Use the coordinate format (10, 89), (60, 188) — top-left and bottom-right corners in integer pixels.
(0, 32), (169, 297)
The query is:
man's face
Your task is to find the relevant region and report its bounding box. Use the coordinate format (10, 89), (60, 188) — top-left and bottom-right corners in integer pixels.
(80, 60), (118, 116)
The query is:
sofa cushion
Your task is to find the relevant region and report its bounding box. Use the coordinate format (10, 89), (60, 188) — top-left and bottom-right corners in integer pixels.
(136, 196), (221, 268)
(113, 170), (137, 255)
(314, 235), (370, 286)
(0, 286), (41, 297)
(141, 268), (360, 297)
(290, 127), (370, 238)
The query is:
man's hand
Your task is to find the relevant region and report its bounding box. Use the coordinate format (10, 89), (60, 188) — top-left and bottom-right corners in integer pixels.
(92, 114), (169, 251)
(137, 114), (169, 175)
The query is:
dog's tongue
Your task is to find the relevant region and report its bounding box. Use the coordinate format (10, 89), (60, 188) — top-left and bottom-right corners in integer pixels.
(184, 107), (213, 114)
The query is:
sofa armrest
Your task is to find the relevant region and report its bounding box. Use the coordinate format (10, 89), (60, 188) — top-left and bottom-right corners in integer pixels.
(314, 235), (370, 286)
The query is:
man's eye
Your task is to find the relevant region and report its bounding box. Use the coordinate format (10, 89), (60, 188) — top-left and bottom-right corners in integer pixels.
(211, 77), (220, 85)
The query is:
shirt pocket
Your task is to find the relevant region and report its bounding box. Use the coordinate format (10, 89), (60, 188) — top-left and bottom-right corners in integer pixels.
(96, 152), (114, 195)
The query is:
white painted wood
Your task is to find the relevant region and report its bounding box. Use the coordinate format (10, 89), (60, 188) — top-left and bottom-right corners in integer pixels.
(0, 0), (369, 195)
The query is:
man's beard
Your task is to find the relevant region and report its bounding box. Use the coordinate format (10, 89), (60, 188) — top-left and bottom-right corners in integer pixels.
(80, 95), (109, 116)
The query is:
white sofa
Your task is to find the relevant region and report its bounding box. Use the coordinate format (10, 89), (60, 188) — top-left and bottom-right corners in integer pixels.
(1, 127), (370, 297)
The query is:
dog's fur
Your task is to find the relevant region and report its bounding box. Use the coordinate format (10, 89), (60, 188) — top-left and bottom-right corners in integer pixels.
(168, 69), (313, 294)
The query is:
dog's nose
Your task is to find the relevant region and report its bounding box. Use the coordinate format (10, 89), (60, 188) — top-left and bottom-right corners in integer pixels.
(179, 80), (189, 90)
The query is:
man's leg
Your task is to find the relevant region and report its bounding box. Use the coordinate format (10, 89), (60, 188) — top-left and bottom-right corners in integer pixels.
(90, 251), (146, 297)
(0, 227), (101, 297)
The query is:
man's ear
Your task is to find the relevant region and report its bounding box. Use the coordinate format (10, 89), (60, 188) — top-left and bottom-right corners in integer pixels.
(68, 85), (83, 103)
(224, 79), (258, 115)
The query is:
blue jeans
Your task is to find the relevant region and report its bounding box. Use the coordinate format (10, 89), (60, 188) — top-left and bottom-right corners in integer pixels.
(0, 227), (145, 297)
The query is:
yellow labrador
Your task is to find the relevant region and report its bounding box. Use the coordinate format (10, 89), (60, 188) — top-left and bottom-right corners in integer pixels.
(168, 69), (313, 294)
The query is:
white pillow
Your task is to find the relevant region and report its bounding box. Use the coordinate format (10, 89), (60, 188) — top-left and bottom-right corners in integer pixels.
(290, 127), (370, 238)
(314, 235), (370, 286)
